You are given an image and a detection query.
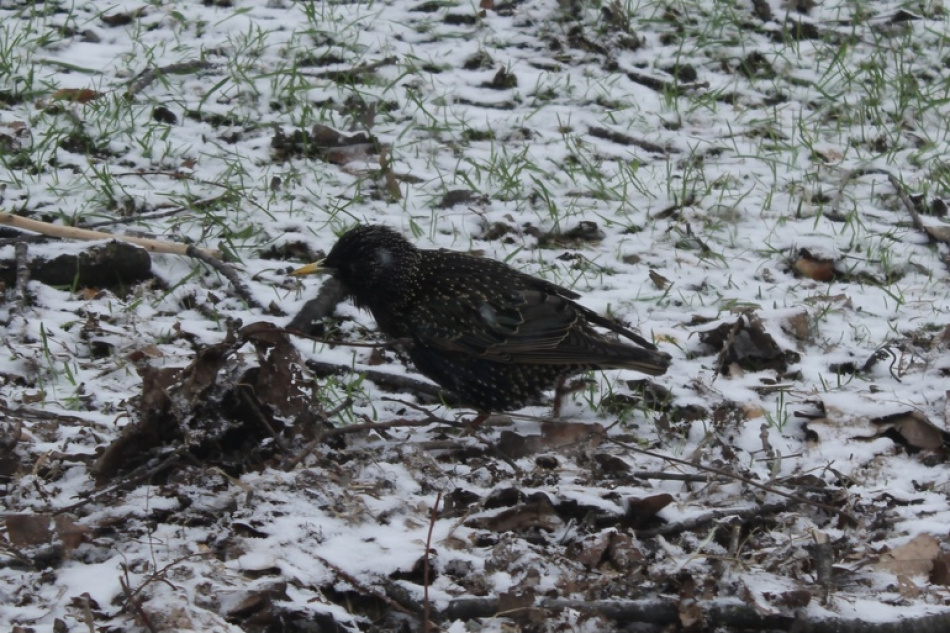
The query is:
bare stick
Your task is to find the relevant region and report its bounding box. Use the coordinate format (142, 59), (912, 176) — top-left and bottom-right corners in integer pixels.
(302, 56), (397, 80)
(186, 245), (262, 309)
(314, 554), (422, 618)
(0, 212), (220, 258)
(13, 240), (30, 311)
(609, 438), (856, 525)
(125, 60), (214, 98)
(423, 492), (441, 633)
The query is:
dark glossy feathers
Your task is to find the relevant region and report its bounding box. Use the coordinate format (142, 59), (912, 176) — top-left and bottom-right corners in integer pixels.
(314, 225), (670, 412)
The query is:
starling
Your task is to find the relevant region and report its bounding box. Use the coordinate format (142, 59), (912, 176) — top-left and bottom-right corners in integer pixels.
(292, 225), (670, 414)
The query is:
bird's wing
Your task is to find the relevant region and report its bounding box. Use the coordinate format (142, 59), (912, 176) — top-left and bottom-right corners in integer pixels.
(409, 289), (615, 365)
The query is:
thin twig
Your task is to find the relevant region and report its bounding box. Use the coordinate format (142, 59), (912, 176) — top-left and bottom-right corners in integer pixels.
(314, 554), (423, 619)
(302, 56), (397, 80)
(119, 565), (159, 633)
(186, 245), (263, 309)
(13, 240), (30, 311)
(635, 501), (792, 538)
(630, 471), (730, 483)
(237, 385), (291, 454)
(324, 416), (441, 437)
(80, 193), (229, 229)
(0, 212), (220, 257)
(423, 492), (441, 633)
(125, 60), (215, 98)
(51, 447), (188, 515)
(609, 438), (856, 525)
(280, 328), (392, 349)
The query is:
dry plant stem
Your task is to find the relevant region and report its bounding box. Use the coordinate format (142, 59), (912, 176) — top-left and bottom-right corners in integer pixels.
(186, 245), (263, 309)
(119, 552), (210, 629)
(78, 593), (96, 633)
(314, 554), (424, 620)
(119, 565), (159, 633)
(51, 447), (188, 515)
(302, 55), (397, 79)
(125, 60), (214, 98)
(378, 397), (452, 425)
(324, 416), (437, 437)
(812, 539), (835, 604)
(281, 328), (391, 349)
(588, 125), (673, 155)
(611, 439), (856, 525)
(283, 416), (440, 471)
(833, 167), (931, 239)
(305, 358), (446, 403)
(237, 385), (291, 454)
(379, 146), (402, 200)
(382, 397), (529, 473)
(442, 596), (950, 632)
(281, 399), (352, 470)
(635, 501), (792, 538)
(13, 240), (29, 311)
(81, 193), (228, 228)
(630, 471), (730, 484)
(0, 212), (221, 257)
(423, 492), (441, 633)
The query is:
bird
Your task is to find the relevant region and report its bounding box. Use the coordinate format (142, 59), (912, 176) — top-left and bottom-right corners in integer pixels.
(292, 224), (670, 417)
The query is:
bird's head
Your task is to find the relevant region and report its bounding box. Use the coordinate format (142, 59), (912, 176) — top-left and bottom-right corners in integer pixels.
(292, 224), (418, 308)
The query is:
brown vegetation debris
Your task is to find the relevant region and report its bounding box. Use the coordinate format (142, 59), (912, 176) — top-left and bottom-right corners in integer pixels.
(0, 240), (152, 291)
(699, 311), (799, 374)
(92, 322), (315, 482)
(791, 247), (837, 281)
(270, 124), (380, 164)
(870, 410), (950, 454)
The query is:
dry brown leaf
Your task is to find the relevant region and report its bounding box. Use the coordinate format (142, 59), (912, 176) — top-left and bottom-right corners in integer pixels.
(540, 420), (605, 449)
(20, 390), (45, 404)
(466, 497), (561, 533)
(649, 269), (670, 289)
(6, 514), (54, 547)
(872, 410), (949, 451)
(931, 552), (950, 585)
(50, 88), (104, 104)
(792, 248), (836, 281)
(566, 533), (612, 568)
(621, 493), (673, 530)
(924, 225), (950, 244)
(781, 310), (810, 342)
(874, 533), (941, 577)
(5, 514), (89, 553)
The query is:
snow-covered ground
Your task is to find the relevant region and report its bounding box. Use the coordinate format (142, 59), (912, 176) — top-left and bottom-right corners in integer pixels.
(2, 0), (950, 631)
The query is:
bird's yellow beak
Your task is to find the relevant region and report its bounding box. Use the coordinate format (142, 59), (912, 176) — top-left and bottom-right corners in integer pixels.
(290, 260), (327, 276)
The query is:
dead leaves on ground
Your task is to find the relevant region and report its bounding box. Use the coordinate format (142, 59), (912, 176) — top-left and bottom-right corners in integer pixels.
(802, 401), (950, 460)
(699, 310), (801, 375)
(93, 321), (312, 481)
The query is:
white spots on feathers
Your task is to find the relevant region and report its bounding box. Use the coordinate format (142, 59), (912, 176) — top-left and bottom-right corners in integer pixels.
(479, 303), (498, 328)
(376, 247), (394, 268)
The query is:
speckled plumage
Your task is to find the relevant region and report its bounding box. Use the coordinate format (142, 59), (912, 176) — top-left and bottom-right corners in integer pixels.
(310, 225), (670, 412)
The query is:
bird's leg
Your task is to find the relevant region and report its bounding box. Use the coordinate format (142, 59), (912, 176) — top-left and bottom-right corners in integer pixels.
(552, 376), (591, 419)
(466, 411), (489, 427)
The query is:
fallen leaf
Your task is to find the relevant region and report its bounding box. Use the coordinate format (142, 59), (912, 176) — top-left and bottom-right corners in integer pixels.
(792, 248), (836, 281)
(874, 533), (941, 577)
(50, 88), (103, 104)
(872, 411), (950, 452)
